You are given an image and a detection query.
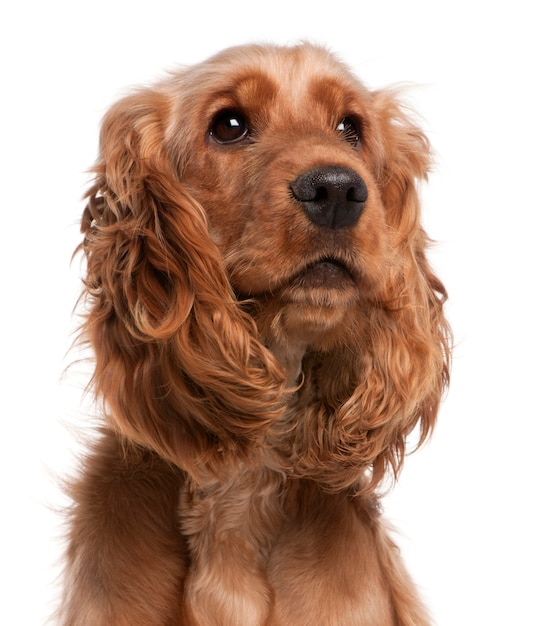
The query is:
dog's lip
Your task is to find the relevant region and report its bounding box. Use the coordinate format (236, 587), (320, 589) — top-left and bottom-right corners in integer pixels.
(232, 257), (357, 300)
(290, 258), (355, 289)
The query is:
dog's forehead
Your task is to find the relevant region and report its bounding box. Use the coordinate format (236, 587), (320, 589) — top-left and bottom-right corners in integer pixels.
(191, 44), (365, 113)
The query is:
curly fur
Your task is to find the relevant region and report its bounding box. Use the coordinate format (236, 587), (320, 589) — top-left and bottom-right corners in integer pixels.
(60, 42), (451, 625)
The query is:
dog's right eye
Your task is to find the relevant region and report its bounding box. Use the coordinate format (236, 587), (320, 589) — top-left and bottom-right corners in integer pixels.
(209, 110), (249, 144)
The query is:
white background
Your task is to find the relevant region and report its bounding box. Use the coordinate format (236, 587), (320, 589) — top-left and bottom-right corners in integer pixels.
(1, 1), (543, 624)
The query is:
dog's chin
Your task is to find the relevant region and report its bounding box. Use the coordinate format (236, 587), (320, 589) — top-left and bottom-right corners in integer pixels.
(233, 259), (360, 338)
(261, 260), (359, 340)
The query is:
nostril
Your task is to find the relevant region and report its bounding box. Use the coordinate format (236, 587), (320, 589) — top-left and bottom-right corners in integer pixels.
(347, 184), (368, 204)
(314, 186), (328, 202)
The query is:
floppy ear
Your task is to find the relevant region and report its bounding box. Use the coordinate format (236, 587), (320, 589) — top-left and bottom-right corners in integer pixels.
(79, 87), (284, 477)
(357, 89), (452, 487)
(273, 91), (451, 492)
(303, 91), (451, 491)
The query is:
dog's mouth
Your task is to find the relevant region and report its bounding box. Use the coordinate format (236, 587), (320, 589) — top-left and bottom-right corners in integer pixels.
(289, 258), (356, 290)
(232, 256), (358, 302)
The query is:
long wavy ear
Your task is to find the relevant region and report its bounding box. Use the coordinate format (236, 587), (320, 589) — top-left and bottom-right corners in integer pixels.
(298, 90), (452, 491)
(357, 89), (452, 487)
(78, 87), (284, 477)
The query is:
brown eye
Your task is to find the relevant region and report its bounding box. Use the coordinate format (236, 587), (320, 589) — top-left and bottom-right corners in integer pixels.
(336, 116), (360, 147)
(210, 110), (249, 144)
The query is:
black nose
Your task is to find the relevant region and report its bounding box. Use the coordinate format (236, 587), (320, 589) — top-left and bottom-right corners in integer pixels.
(290, 166), (368, 229)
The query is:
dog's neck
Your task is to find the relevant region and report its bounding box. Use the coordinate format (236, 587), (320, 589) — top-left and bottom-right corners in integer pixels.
(266, 338), (309, 388)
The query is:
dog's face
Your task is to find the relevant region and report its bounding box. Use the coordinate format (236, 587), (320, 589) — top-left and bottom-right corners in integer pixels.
(83, 43), (449, 481)
(164, 45), (394, 346)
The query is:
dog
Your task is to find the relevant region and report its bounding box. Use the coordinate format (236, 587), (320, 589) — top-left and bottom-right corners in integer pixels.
(60, 42), (451, 625)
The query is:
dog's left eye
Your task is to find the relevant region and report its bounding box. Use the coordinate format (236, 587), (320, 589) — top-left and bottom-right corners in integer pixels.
(336, 116), (360, 147)
(210, 110), (249, 144)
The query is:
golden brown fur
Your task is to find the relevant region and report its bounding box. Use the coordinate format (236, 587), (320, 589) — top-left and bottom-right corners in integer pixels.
(61, 43), (451, 625)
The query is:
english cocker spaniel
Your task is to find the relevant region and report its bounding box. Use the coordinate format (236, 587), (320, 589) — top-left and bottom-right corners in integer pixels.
(61, 43), (451, 625)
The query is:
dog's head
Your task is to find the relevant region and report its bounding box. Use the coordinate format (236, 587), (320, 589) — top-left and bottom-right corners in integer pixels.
(80, 43), (451, 487)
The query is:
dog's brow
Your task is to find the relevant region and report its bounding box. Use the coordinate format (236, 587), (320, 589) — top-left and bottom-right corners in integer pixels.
(228, 71), (279, 109)
(308, 76), (360, 115)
